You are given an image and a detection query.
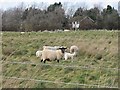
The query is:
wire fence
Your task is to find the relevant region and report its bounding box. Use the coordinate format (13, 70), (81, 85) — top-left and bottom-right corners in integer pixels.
(2, 48), (119, 88)
(3, 76), (118, 88)
(2, 60), (119, 71)
(2, 31), (119, 88)
(2, 45), (119, 71)
(2, 48), (19, 61)
(2, 60), (119, 88)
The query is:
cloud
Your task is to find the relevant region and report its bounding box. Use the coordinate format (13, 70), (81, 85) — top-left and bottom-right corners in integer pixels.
(0, 0), (119, 10)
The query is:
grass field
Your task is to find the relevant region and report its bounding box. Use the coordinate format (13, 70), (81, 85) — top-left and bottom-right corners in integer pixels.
(1, 30), (119, 88)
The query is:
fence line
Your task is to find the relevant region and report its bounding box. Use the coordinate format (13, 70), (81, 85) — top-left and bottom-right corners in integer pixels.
(2, 61), (119, 71)
(2, 61), (118, 88)
(3, 76), (118, 88)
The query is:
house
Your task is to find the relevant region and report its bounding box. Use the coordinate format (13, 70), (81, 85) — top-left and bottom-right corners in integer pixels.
(71, 16), (96, 30)
(80, 16), (96, 30)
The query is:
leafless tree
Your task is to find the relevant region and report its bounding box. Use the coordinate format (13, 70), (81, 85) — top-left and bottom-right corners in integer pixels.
(0, 9), (2, 31)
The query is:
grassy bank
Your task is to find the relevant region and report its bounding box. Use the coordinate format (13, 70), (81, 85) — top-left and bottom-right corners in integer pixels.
(2, 30), (118, 88)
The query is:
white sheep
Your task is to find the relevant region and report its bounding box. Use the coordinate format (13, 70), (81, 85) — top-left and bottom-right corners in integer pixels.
(43, 46), (60, 50)
(36, 50), (42, 57)
(70, 45), (79, 53)
(64, 29), (70, 32)
(41, 47), (67, 63)
(20, 32), (25, 34)
(64, 52), (76, 60)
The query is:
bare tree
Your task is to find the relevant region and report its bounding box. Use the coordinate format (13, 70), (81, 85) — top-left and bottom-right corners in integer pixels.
(0, 9), (3, 31)
(118, 1), (120, 16)
(38, 2), (48, 10)
(67, 6), (76, 17)
(2, 5), (24, 31)
(18, 2), (26, 11)
(81, 2), (88, 10)
(94, 3), (103, 13)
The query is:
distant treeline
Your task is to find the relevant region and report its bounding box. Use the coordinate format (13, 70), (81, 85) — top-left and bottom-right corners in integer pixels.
(2, 2), (120, 31)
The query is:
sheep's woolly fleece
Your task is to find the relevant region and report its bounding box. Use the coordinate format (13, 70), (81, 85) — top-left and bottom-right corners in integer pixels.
(70, 45), (79, 53)
(36, 50), (42, 57)
(64, 52), (76, 60)
(41, 47), (66, 63)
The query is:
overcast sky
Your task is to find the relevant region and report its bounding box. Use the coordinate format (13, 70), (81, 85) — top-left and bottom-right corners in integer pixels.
(0, 0), (119, 10)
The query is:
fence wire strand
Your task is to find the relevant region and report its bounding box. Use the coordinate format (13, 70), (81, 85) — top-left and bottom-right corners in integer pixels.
(2, 61), (119, 71)
(2, 61), (119, 88)
(3, 76), (118, 88)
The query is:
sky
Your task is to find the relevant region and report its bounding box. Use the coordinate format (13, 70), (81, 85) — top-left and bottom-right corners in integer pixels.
(0, 0), (119, 10)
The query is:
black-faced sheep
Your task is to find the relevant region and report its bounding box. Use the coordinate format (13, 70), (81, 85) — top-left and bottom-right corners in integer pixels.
(41, 47), (67, 63)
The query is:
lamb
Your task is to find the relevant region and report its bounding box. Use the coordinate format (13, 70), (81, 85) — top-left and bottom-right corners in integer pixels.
(41, 47), (67, 63)
(36, 50), (42, 57)
(70, 45), (79, 53)
(64, 52), (76, 60)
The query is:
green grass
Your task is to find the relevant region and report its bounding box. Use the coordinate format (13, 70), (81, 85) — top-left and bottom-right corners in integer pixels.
(2, 30), (118, 88)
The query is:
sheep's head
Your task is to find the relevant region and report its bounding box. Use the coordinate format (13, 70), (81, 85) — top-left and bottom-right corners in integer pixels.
(58, 47), (67, 53)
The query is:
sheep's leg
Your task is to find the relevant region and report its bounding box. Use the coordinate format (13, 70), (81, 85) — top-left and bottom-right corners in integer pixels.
(54, 58), (57, 61)
(71, 57), (74, 62)
(71, 56), (73, 59)
(41, 59), (43, 62)
(43, 59), (46, 63)
(57, 60), (59, 63)
(66, 57), (68, 60)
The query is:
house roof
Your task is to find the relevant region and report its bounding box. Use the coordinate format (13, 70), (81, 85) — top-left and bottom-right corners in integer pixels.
(71, 16), (95, 23)
(80, 16), (95, 23)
